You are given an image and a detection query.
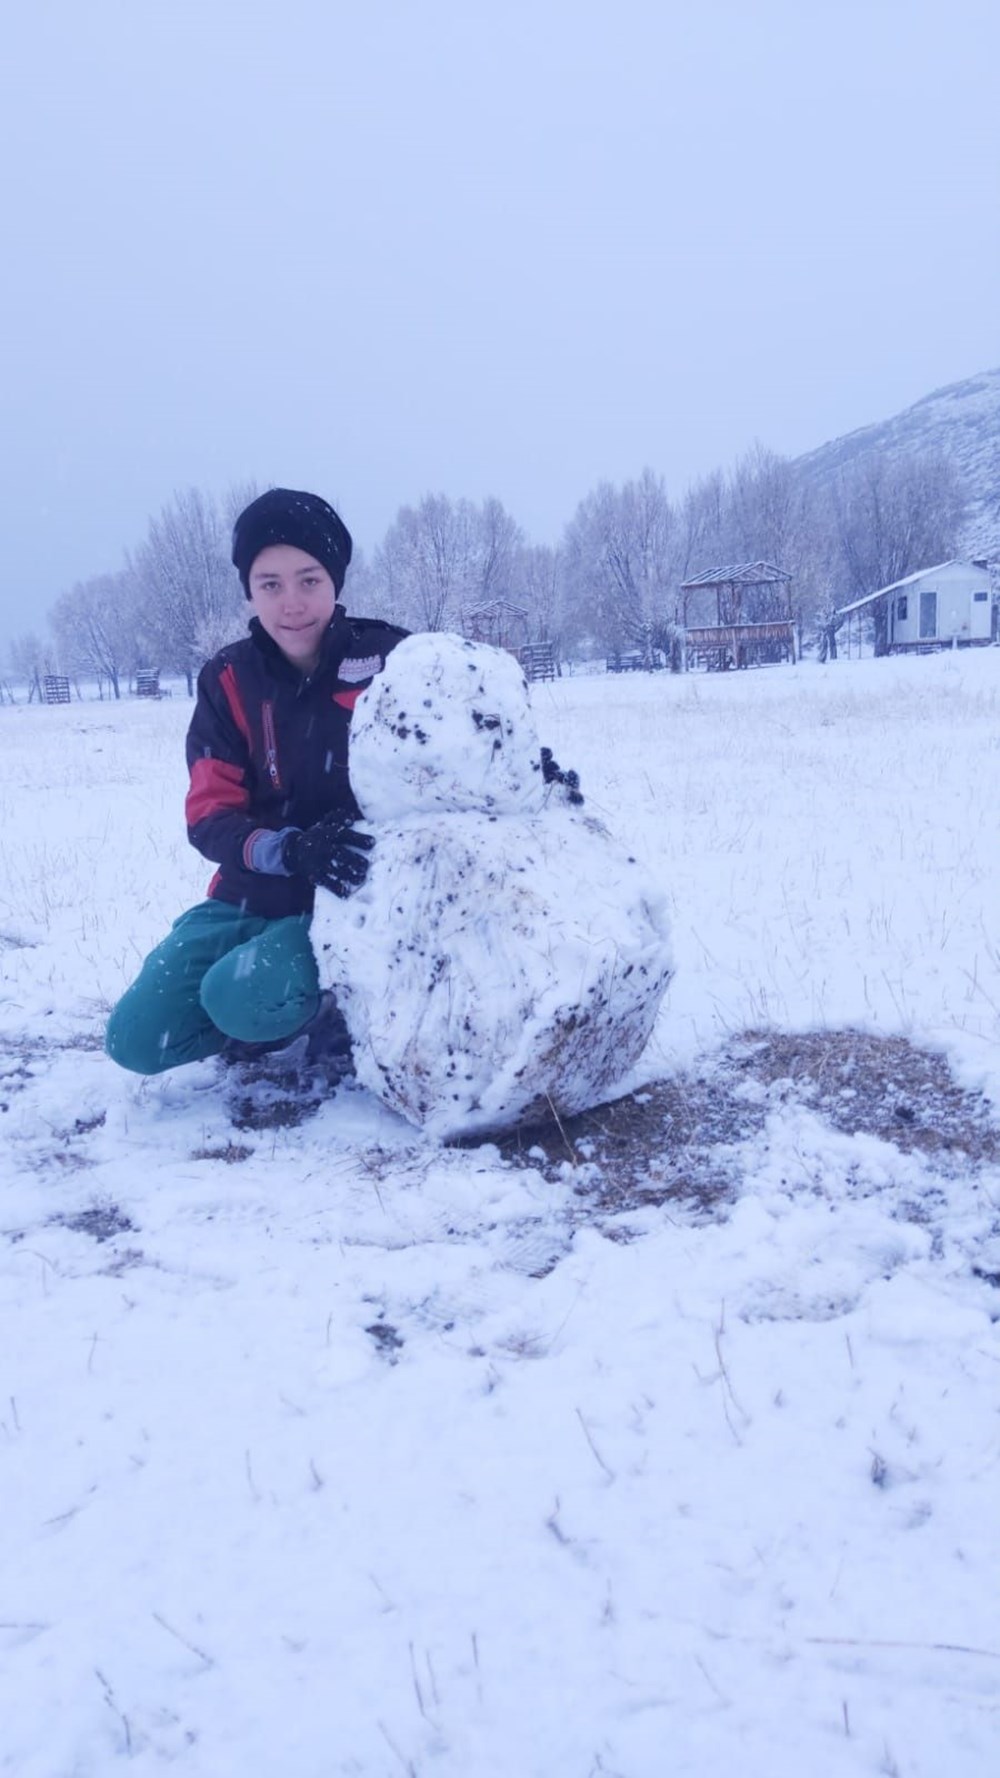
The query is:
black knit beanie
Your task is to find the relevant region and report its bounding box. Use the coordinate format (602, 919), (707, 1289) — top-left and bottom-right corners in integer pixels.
(232, 488), (353, 597)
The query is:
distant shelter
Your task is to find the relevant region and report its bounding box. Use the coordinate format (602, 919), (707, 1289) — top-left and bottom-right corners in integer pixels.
(461, 598), (530, 652)
(836, 560), (995, 656)
(680, 561), (795, 670)
(460, 598), (558, 681)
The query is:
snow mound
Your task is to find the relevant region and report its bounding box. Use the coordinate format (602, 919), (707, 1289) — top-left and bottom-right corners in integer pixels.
(312, 632), (673, 1139)
(314, 808), (672, 1140)
(347, 629), (544, 820)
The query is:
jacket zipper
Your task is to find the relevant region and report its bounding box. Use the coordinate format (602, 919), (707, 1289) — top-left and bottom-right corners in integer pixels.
(262, 701), (282, 790)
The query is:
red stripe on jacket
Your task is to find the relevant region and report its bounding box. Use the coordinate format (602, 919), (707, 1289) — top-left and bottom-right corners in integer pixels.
(186, 756), (249, 826)
(219, 662), (253, 746)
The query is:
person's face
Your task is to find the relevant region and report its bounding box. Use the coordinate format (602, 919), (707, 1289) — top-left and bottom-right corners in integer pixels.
(248, 544), (337, 671)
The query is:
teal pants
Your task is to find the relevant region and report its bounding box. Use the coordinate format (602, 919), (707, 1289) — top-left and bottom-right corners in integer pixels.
(105, 900), (320, 1075)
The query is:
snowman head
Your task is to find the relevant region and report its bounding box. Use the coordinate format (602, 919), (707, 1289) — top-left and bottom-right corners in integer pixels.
(348, 631), (546, 821)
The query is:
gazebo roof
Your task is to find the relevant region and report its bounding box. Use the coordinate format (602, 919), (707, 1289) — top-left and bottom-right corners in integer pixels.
(680, 560), (792, 589)
(463, 597), (529, 618)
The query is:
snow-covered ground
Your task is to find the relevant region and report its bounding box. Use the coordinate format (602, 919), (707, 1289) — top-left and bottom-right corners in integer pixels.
(2, 647), (999, 1777)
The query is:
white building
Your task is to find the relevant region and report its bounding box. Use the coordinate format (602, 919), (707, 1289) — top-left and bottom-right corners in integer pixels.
(838, 560), (995, 655)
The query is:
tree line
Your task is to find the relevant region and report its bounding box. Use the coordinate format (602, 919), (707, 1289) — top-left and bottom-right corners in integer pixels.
(5, 445), (967, 696)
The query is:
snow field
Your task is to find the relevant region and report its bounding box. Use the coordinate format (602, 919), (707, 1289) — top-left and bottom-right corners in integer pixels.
(1, 648), (999, 1775)
(529, 652), (1000, 1091)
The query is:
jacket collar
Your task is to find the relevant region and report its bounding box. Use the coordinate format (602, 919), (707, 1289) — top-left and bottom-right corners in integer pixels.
(248, 606), (351, 681)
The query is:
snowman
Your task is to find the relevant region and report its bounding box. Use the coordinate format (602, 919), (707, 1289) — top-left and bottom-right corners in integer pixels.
(309, 632), (673, 1141)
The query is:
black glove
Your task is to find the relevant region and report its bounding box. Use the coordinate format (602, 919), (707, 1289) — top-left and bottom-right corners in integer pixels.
(281, 813), (375, 898)
(540, 746), (584, 806)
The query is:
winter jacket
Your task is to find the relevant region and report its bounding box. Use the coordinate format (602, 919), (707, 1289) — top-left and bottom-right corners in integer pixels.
(185, 608), (409, 917)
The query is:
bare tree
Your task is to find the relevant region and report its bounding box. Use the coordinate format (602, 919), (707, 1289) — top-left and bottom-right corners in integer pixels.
(726, 443), (841, 651)
(562, 469), (678, 656)
(219, 479), (263, 531)
(373, 494), (523, 632)
(374, 496), (466, 631)
(338, 547), (386, 618)
(828, 452), (966, 653)
(725, 446), (797, 615)
(474, 496), (524, 605)
(510, 543), (564, 646)
(129, 487), (246, 692)
(51, 572), (141, 698)
(677, 470), (730, 584)
(8, 630), (51, 701)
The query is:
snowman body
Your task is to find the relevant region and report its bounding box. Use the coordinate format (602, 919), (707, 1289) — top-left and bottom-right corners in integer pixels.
(310, 633), (672, 1140)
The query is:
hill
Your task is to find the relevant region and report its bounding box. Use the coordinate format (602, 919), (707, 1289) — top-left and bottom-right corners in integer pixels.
(794, 367), (1000, 559)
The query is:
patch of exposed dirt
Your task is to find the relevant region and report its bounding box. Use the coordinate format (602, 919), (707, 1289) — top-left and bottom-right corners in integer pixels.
(727, 1030), (1000, 1164)
(487, 1071), (758, 1218)
(0, 1058), (35, 1112)
(56, 1202), (136, 1243)
(68, 1110), (107, 1136)
(224, 1067), (330, 1131)
(485, 1029), (1000, 1219)
(190, 1141), (254, 1164)
(0, 1031), (106, 1113)
(365, 1320), (404, 1361)
(221, 1047), (353, 1131)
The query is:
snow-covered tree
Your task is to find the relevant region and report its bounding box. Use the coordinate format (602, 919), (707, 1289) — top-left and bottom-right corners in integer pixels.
(50, 573), (141, 699)
(8, 629), (53, 700)
(677, 469), (730, 583)
(374, 496), (471, 632)
(129, 487), (247, 692)
(474, 496), (524, 607)
(827, 452), (966, 653)
(373, 495), (524, 633)
(561, 469), (678, 657)
(509, 543), (564, 648)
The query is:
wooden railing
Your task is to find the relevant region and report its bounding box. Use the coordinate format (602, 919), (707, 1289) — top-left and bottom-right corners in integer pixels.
(685, 620), (795, 668)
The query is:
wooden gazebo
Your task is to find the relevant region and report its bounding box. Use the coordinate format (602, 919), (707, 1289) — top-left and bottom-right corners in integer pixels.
(460, 597), (556, 680)
(680, 561), (795, 670)
(461, 598), (530, 652)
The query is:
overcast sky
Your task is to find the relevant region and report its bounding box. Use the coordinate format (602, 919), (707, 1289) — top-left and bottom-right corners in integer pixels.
(1, 0), (997, 647)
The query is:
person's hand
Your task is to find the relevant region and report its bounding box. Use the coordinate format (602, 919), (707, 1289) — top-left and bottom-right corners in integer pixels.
(282, 813), (375, 897)
(540, 746), (584, 806)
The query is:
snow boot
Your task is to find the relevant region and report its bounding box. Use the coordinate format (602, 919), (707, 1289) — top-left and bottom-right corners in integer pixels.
(303, 992), (354, 1074)
(220, 994), (353, 1074)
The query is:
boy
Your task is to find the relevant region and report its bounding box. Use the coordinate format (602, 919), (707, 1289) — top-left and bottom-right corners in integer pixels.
(105, 488), (407, 1075)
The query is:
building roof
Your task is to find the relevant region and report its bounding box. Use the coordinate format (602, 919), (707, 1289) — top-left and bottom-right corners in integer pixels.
(836, 559), (982, 616)
(680, 561), (792, 589)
